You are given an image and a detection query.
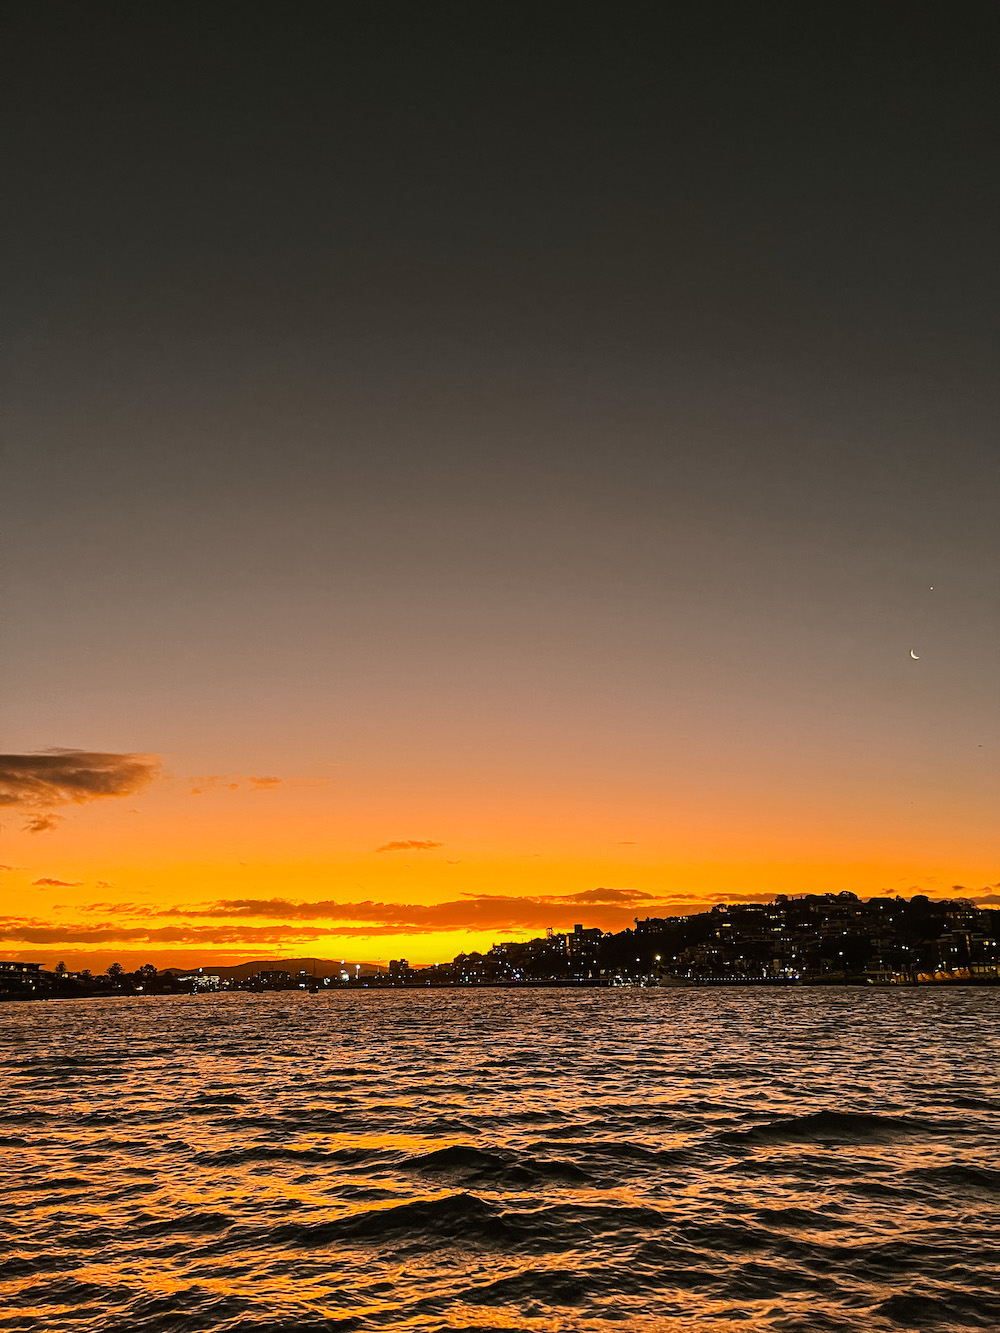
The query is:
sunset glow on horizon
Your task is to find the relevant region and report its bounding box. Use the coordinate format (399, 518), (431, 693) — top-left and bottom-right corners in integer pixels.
(2, 726), (997, 974)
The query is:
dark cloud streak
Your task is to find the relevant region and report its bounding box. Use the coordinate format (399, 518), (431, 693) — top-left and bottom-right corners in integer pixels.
(151, 887), (682, 934)
(1, 886), (692, 947)
(0, 750), (159, 809)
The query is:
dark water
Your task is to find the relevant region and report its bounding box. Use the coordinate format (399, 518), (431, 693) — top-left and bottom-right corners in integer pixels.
(2, 989), (999, 1332)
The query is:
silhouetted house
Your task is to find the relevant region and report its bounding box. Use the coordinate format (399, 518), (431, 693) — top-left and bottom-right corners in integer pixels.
(0, 961), (42, 994)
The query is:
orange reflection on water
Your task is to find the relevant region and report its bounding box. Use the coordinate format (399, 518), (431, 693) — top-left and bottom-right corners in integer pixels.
(3, 988), (998, 1333)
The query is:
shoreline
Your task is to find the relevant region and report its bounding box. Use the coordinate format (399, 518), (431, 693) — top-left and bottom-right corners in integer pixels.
(5, 976), (999, 1003)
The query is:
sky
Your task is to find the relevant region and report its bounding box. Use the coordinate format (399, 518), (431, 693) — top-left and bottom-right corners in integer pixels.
(2, 4), (998, 972)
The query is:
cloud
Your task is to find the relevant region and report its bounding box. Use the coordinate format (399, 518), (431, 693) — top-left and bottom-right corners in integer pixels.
(150, 886), (691, 935)
(0, 750), (159, 810)
(187, 776), (238, 795)
(949, 884), (1000, 906)
(188, 776), (280, 795)
(0, 917), (346, 946)
(376, 840), (442, 853)
(32, 878), (82, 887)
(77, 901), (155, 916)
(534, 887), (657, 906)
(0, 865), (15, 872)
(0, 889), (697, 946)
(23, 815), (63, 834)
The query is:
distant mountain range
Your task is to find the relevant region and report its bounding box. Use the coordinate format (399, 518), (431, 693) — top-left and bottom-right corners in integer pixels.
(160, 957), (388, 980)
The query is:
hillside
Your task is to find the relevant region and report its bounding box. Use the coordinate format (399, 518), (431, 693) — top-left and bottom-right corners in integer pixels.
(160, 957), (388, 980)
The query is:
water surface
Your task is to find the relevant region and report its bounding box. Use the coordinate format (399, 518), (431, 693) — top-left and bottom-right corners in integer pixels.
(3, 988), (999, 1331)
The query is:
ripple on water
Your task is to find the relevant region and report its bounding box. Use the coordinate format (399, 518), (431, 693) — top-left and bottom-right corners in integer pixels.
(1, 987), (998, 1333)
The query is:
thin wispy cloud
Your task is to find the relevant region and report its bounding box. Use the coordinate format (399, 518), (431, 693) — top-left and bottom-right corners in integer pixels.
(76, 901), (155, 916)
(23, 815), (64, 835)
(32, 878), (82, 888)
(188, 775), (280, 794)
(376, 840), (442, 853)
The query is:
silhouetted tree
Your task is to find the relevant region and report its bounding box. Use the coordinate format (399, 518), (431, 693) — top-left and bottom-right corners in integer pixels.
(55, 961), (67, 975)
(108, 962), (124, 980)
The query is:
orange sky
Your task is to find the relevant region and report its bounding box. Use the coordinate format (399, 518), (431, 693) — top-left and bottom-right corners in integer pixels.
(2, 740), (997, 974)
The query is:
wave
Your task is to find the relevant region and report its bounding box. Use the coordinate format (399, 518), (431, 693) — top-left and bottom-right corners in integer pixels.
(403, 1144), (508, 1173)
(192, 1145), (383, 1167)
(265, 1194), (675, 1253)
(909, 1162), (1000, 1196)
(273, 1191), (508, 1247)
(751, 1204), (848, 1231)
(135, 1210), (235, 1237)
(720, 1109), (945, 1144)
(401, 1144), (596, 1186)
(448, 1263), (609, 1308)
(17, 1174), (93, 1193)
(949, 1094), (1000, 1112)
(877, 1288), (1000, 1328)
(527, 1137), (689, 1165)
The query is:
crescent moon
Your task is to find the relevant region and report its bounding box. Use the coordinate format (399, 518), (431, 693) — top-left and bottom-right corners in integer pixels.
(910, 650), (920, 659)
